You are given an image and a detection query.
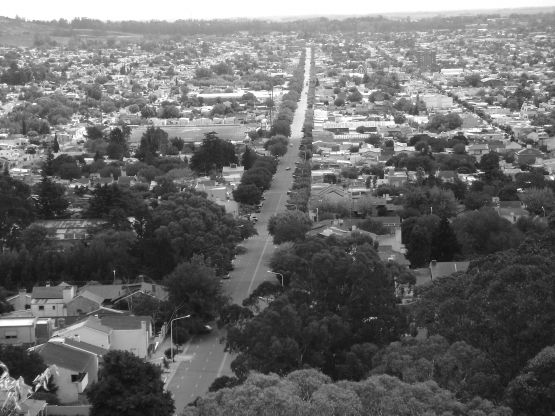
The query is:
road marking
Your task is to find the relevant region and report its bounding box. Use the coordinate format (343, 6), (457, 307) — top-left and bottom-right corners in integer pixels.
(246, 201), (280, 294)
(216, 352), (229, 378)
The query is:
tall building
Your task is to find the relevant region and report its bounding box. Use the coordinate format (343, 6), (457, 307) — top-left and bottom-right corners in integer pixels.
(416, 50), (437, 70)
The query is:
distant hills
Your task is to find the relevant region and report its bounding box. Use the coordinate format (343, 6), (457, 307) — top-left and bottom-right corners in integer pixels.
(0, 7), (554, 47)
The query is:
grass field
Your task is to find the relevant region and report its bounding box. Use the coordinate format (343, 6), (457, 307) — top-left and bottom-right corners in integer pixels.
(129, 124), (251, 143)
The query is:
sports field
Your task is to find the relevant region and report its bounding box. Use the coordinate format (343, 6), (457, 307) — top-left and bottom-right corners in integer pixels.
(130, 124), (250, 144)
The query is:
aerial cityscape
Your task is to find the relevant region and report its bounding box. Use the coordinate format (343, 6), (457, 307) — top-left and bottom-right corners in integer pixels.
(0, 5), (554, 416)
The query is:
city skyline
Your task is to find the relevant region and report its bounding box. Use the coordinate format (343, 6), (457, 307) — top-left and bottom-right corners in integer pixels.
(3, 0), (554, 22)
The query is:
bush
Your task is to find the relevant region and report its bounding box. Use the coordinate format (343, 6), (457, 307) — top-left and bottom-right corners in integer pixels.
(164, 347), (180, 360)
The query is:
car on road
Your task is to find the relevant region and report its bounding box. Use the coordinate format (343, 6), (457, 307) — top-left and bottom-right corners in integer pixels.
(285, 166), (291, 170)
(250, 215), (258, 222)
(222, 273), (231, 280)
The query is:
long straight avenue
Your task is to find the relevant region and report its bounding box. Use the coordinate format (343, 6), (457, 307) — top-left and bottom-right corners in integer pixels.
(165, 46), (312, 412)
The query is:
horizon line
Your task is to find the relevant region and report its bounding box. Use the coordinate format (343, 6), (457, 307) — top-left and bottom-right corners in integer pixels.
(2, 5), (554, 24)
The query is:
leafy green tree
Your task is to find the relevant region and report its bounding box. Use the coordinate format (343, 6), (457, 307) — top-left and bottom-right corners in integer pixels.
(34, 176), (69, 219)
(0, 171), (35, 247)
(190, 132), (238, 174)
(505, 345), (555, 416)
(415, 242), (555, 386)
(241, 146), (257, 170)
(241, 167), (273, 191)
(428, 187), (458, 218)
(86, 184), (148, 231)
(106, 127), (129, 160)
(135, 126), (169, 163)
(371, 335), (503, 401)
(402, 215), (440, 267)
(426, 113), (463, 133)
(183, 371), (510, 416)
(87, 350), (174, 416)
(19, 224), (48, 251)
(430, 218), (460, 261)
(268, 211), (312, 244)
(271, 119), (292, 137)
(232, 183), (262, 205)
(85, 125), (105, 141)
(52, 135), (60, 153)
(0, 345), (46, 385)
(520, 188), (555, 216)
(268, 142), (288, 157)
(136, 190), (244, 277)
(163, 256), (226, 323)
(451, 208), (521, 257)
(227, 238), (403, 380)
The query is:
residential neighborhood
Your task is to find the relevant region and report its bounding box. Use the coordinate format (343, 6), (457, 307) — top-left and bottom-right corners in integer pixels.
(0, 8), (554, 416)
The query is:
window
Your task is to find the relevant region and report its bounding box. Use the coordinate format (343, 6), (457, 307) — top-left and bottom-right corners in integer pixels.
(5, 331), (17, 340)
(71, 373), (85, 382)
(38, 306), (44, 311)
(52, 306), (56, 310)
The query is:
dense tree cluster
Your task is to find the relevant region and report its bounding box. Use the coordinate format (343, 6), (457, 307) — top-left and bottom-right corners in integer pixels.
(232, 154), (277, 205)
(225, 235), (404, 380)
(185, 370), (511, 416)
(87, 350), (174, 416)
(414, 236), (555, 411)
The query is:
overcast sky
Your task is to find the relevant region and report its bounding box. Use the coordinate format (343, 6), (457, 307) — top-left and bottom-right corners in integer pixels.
(3, 0), (554, 21)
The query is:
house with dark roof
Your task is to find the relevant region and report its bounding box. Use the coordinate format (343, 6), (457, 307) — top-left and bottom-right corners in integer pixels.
(35, 339), (104, 404)
(30, 283), (76, 319)
(65, 291), (104, 318)
(516, 146), (545, 165)
(77, 280), (168, 305)
(429, 260), (470, 280)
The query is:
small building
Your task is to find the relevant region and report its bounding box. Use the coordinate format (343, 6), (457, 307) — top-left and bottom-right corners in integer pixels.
(35, 339), (104, 404)
(429, 260), (470, 280)
(0, 316), (37, 345)
(31, 283), (76, 319)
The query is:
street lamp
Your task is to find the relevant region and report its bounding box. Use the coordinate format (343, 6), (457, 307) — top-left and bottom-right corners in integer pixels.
(170, 314), (191, 362)
(267, 270), (284, 287)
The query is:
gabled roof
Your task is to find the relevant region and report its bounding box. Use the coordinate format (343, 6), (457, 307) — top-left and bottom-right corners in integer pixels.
(31, 286), (64, 300)
(36, 341), (95, 372)
(77, 290), (105, 305)
(60, 337), (108, 356)
(430, 261), (470, 280)
(54, 316), (112, 337)
(100, 315), (152, 330)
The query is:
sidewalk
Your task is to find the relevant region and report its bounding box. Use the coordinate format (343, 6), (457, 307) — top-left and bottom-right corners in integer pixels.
(149, 337), (192, 389)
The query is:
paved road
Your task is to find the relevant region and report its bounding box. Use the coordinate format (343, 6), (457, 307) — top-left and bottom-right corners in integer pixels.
(167, 46), (312, 413)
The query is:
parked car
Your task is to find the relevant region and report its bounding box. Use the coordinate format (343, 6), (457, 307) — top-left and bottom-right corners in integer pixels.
(285, 166), (291, 170)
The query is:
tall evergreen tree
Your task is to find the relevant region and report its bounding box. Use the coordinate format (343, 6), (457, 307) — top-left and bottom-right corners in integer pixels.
(241, 146), (257, 170)
(41, 149), (55, 177)
(35, 176), (69, 219)
(430, 217), (460, 261)
(52, 134), (60, 153)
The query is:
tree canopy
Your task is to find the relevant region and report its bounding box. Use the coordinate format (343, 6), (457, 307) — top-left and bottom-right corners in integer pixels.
(226, 236), (403, 380)
(87, 350), (174, 416)
(189, 132), (238, 174)
(182, 370), (511, 416)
